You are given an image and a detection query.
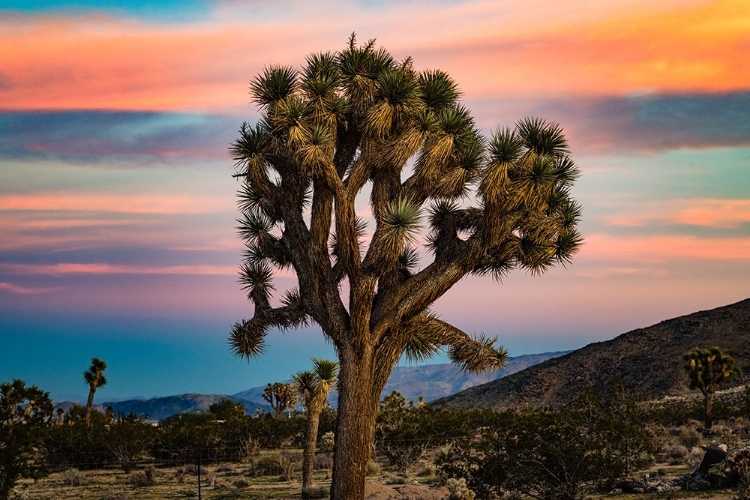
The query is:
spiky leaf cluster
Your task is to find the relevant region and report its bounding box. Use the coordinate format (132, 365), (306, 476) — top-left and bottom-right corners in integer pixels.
(230, 35), (582, 376)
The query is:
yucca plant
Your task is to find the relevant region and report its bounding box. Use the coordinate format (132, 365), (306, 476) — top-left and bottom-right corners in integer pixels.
(230, 34), (582, 499)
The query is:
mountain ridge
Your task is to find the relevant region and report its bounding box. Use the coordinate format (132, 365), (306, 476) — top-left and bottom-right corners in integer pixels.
(437, 297), (750, 409)
(56, 351), (565, 420)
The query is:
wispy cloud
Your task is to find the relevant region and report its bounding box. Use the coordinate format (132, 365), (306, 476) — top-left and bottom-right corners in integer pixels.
(605, 198), (750, 228)
(0, 262), (237, 276)
(0, 111), (238, 161)
(0, 281), (58, 295)
(0, 192), (229, 214)
(582, 233), (750, 263)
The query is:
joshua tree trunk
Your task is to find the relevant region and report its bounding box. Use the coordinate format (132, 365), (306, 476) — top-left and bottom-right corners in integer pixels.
(301, 404), (322, 496)
(703, 391), (714, 429)
(84, 388), (95, 428)
(330, 345), (382, 500)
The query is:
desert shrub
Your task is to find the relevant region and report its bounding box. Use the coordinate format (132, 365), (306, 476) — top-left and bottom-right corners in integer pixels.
(252, 453), (283, 477)
(127, 471), (149, 487)
(106, 414), (156, 473)
(152, 413), (222, 464)
(661, 445), (690, 465)
(60, 468), (87, 486)
(678, 426), (703, 448)
(320, 431), (335, 453)
(126, 465), (157, 487)
(238, 435), (260, 462)
(385, 475), (407, 485)
(446, 477), (475, 500)
(314, 452), (333, 472)
(366, 459), (381, 477)
(277, 450), (302, 481)
(437, 386), (656, 500)
(376, 393), (473, 474)
(232, 478), (249, 488)
(101, 493), (130, 500)
(302, 486), (329, 499)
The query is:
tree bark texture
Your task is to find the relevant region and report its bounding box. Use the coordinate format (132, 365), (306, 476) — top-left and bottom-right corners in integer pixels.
(329, 345), (382, 500)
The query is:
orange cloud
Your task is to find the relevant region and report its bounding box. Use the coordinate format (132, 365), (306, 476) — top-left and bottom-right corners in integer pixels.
(1, 1), (748, 112)
(0, 192), (230, 214)
(0, 262), (236, 276)
(605, 198), (750, 228)
(581, 232), (750, 263)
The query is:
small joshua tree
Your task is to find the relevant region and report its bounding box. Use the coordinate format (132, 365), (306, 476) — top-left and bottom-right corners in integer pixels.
(293, 359), (339, 497)
(684, 346), (740, 429)
(262, 382), (297, 420)
(83, 357), (107, 429)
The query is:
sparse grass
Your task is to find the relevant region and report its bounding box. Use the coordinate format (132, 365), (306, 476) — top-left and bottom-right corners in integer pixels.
(12, 447), (744, 499)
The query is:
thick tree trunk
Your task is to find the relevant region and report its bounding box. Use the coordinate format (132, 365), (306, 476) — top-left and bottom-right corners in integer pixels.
(301, 406), (322, 497)
(704, 392), (714, 429)
(329, 347), (380, 500)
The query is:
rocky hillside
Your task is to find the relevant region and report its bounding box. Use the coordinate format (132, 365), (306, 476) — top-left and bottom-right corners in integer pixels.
(437, 298), (750, 410)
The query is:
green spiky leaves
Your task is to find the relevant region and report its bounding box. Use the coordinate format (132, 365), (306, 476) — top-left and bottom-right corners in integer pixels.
(418, 70), (460, 111)
(250, 66), (297, 107)
(449, 333), (509, 373)
(381, 197), (422, 253)
(230, 319), (268, 359)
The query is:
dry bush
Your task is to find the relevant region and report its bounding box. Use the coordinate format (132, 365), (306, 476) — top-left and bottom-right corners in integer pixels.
(661, 445), (690, 466)
(277, 450), (302, 481)
(60, 468), (87, 486)
(678, 427), (703, 449)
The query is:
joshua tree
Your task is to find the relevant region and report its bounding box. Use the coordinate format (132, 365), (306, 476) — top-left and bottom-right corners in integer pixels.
(262, 382), (297, 420)
(684, 346), (740, 428)
(83, 357), (107, 428)
(229, 35), (582, 499)
(293, 358), (339, 496)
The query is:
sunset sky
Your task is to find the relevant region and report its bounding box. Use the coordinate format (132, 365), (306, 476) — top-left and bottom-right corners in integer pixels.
(1, 0), (749, 402)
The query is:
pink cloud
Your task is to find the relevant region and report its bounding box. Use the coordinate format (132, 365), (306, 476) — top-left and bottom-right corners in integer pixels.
(1, 262), (236, 276)
(0, 193), (230, 214)
(605, 198), (750, 228)
(0, 281), (58, 295)
(581, 232), (750, 263)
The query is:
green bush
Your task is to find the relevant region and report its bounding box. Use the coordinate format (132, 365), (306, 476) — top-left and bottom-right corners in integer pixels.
(437, 386), (656, 500)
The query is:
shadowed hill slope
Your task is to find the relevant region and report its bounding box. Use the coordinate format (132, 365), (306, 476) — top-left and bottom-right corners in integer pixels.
(437, 298), (750, 410)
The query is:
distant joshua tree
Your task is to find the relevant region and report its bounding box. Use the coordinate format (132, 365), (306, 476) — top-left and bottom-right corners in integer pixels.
(683, 346), (740, 428)
(293, 358), (339, 497)
(262, 382), (297, 420)
(83, 357), (107, 428)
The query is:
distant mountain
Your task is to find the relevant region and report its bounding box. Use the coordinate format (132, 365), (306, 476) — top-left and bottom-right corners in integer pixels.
(437, 298), (750, 410)
(381, 352), (568, 402)
(234, 351), (567, 406)
(101, 394), (265, 421)
(55, 351), (564, 421)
